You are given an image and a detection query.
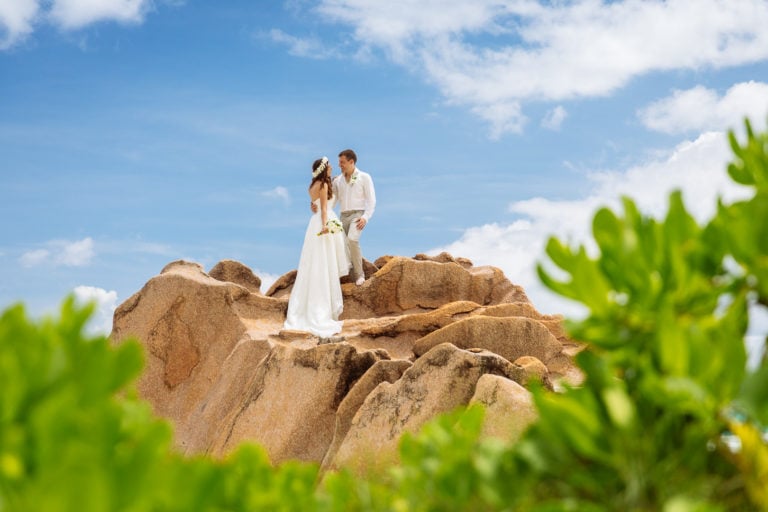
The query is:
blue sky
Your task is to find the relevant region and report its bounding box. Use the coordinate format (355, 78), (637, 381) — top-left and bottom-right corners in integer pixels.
(2, 0), (768, 349)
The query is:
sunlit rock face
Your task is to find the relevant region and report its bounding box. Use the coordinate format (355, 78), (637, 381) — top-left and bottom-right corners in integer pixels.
(111, 254), (583, 469)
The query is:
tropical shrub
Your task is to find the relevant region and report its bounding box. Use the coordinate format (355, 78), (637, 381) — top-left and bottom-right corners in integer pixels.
(0, 300), (321, 512)
(338, 120), (768, 511)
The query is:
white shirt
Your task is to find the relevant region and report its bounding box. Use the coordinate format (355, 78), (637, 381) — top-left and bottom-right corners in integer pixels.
(333, 167), (376, 221)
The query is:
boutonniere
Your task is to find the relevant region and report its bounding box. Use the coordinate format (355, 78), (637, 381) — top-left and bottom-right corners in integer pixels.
(350, 172), (359, 185)
(317, 219), (343, 236)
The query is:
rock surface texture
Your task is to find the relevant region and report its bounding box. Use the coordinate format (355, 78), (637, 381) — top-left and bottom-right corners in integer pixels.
(111, 254), (583, 470)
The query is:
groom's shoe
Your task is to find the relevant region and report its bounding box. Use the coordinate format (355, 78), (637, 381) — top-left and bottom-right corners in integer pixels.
(355, 276), (365, 286)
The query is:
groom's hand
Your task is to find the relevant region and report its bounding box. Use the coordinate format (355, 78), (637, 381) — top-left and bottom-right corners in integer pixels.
(356, 217), (367, 230)
(311, 202), (318, 213)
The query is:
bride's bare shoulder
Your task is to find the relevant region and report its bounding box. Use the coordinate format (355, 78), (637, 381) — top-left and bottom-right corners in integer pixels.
(309, 181), (327, 200)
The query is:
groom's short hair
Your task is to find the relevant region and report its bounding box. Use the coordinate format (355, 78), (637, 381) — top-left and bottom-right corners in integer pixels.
(339, 149), (357, 163)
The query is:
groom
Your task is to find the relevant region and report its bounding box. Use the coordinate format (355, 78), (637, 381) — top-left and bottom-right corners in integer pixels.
(335, 149), (376, 285)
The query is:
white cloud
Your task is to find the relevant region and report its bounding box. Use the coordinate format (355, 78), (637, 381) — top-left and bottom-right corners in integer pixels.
(1, 0), (159, 48)
(317, 0), (508, 58)
(266, 28), (340, 59)
(73, 285), (118, 335)
(19, 248), (50, 267)
(261, 186), (291, 206)
(639, 81), (768, 134)
(48, 0), (150, 30)
(57, 236), (95, 266)
(430, 129), (755, 317)
(541, 106), (567, 131)
(0, 0), (39, 49)
(19, 237), (96, 267)
(583, 132), (750, 221)
(315, 0), (768, 137)
(471, 101), (527, 139)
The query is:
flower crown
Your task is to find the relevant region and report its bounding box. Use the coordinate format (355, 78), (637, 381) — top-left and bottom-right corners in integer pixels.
(312, 156), (329, 178)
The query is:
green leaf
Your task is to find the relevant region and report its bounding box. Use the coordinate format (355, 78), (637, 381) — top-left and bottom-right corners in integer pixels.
(734, 363), (768, 426)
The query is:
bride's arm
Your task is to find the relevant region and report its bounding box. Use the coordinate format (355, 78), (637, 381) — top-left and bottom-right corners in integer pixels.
(319, 184), (329, 233)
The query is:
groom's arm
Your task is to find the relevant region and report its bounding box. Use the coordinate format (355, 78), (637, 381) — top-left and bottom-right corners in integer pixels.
(361, 173), (376, 222)
(355, 173), (376, 231)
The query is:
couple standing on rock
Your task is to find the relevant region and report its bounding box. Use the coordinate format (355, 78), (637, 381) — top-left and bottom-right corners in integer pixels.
(283, 149), (376, 338)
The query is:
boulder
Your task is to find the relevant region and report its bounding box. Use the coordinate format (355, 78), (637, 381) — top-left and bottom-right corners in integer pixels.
(413, 316), (563, 368)
(477, 302), (567, 341)
(321, 359), (412, 471)
(359, 301), (481, 338)
(342, 301), (481, 360)
(514, 355), (550, 387)
(327, 343), (524, 472)
(341, 257), (530, 319)
(111, 260), (285, 433)
(111, 261), (251, 425)
(209, 342), (387, 463)
(373, 255), (394, 268)
(110, 253), (580, 469)
(414, 251), (473, 268)
(265, 270), (297, 298)
(176, 335), (273, 454)
(209, 259), (262, 294)
(470, 374), (538, 443)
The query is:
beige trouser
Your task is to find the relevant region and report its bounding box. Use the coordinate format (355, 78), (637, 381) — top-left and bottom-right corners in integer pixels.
(340, 210), (364, 280)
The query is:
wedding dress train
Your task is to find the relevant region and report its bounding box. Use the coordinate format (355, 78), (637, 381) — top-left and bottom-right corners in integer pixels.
(283, 196), (350, 337)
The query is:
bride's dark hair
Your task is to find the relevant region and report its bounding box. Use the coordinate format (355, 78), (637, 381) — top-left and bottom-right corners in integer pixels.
(310, 158), (333, 200)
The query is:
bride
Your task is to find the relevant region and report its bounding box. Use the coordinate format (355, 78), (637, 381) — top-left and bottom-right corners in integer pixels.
(283, 156), (350, 337)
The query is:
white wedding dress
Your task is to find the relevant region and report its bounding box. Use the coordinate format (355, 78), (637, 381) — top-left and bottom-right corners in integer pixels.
(283, 196), (350, 337)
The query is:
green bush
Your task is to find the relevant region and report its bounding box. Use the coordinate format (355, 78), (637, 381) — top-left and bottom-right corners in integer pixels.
(1, 121), (767, 511)
(0, 300), (322, 512)
(332, 120), (768, 512)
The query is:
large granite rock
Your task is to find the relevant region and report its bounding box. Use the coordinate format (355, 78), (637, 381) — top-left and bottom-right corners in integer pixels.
(321, 359), (412, 471)
(412, 316), (563, 366)
(209, 342), (386, 463)
(340, 256), (529, 318)
(209, 259), (262, 294)
(111, 253), (581, 471)
(111, 261), (284, 427)
(470, 374), (539, 443)
(175, 336), (273, 455)
(326, 343), (525, 472)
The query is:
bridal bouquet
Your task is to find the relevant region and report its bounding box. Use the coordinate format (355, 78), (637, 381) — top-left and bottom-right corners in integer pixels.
(317, 219), (343, 236)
